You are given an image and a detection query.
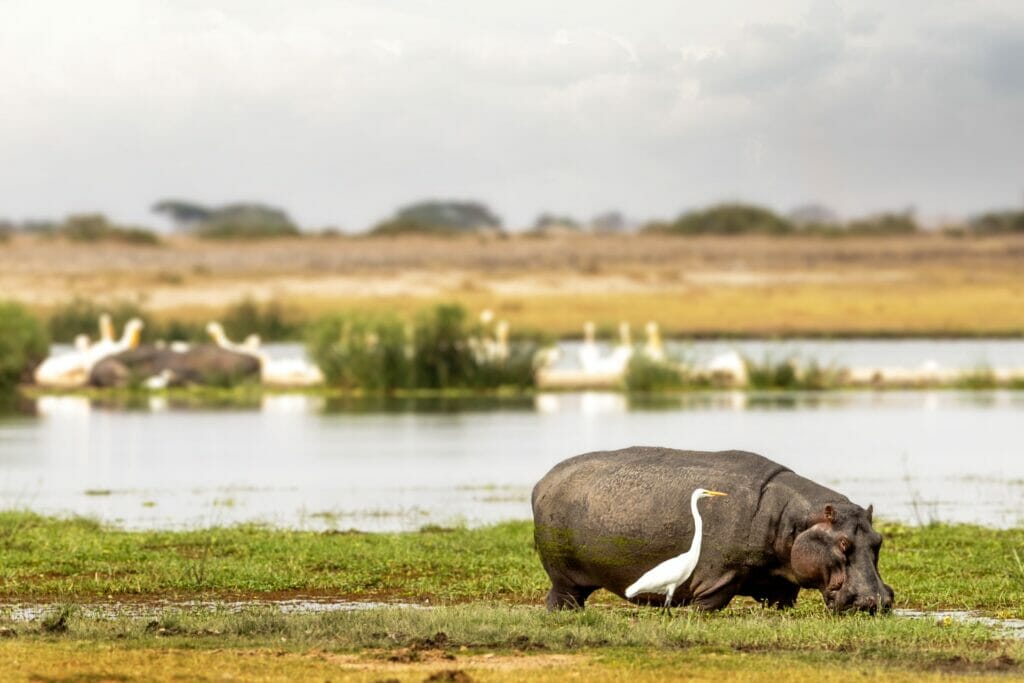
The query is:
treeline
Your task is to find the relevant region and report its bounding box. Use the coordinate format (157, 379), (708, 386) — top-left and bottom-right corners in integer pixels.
(0, 214), (160, 245)
(3, 198), (1024, 242)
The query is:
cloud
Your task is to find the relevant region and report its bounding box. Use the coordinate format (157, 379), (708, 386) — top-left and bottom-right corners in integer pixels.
(0, 1), (1022, 229)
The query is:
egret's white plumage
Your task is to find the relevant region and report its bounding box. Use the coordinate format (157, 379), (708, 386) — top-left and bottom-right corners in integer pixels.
(625, 488), (728, 608)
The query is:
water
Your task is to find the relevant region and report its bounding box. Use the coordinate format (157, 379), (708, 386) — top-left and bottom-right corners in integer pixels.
(1, 389), (1022, 530)
(552, 338), (1024, 371)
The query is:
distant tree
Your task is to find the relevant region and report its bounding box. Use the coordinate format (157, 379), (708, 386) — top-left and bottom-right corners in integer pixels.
(152, 200), (298, 239)
(20, 220), (59, 234)
(658, 203), (793, 236)
(58, 214), (161, 245)
(845, 209), (918, 235)
(788, 204), (840, 230)
(533, 213), (581, 232)
(197, 203), (298, 239)
(152, 200), (213, 230)
(590, 210), (627, 234)
(968, 210), (1024, 234)
(370, 200), (502, 235)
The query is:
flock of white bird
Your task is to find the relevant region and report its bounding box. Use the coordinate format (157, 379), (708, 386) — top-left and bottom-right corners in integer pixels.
(32, 309), (758, 390)
(34, 315), (144, 388)
(33, 315), (323, 388)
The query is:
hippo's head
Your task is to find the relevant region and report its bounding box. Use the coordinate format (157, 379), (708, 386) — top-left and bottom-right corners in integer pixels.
(789, 502), (894, 614)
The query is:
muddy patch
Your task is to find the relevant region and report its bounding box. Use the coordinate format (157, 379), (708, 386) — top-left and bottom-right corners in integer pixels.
(896, 609), (1024, 639)
(0, 598), (421, 622)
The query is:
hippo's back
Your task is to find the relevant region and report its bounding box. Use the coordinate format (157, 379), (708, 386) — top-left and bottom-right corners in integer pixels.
(532, 447), (804, 596)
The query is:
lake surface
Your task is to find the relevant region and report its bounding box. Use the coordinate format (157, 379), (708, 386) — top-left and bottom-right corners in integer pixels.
(0, 389), (1022, 530)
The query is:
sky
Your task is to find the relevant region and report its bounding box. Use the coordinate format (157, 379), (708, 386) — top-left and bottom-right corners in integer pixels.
(1, 0), (1023, 231)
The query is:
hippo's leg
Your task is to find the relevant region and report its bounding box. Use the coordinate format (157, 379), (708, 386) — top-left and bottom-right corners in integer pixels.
(740, 574), (799, 609)
(545, 579), (597, 611)
(690, 571), (739, 611)
(745, 577), (800, 609)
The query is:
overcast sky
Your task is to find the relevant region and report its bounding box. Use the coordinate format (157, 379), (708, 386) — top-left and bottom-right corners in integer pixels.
(2, 0), (1023, 230)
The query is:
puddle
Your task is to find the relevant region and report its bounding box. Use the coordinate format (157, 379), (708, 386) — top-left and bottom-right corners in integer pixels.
(0, 598), (420, 622)
(896, 609), (1024, 639)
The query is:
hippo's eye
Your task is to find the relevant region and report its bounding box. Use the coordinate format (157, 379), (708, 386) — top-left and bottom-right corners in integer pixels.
(837, 537), (852, 554)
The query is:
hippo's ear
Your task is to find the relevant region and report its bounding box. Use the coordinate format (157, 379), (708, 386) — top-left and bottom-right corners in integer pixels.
(823, 504), (836, 524)
(866, 504), (873, 523)
(791, 526), (833, 585)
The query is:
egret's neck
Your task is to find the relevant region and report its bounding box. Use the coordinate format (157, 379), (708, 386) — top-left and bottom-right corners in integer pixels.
(689, 492), (704, 556)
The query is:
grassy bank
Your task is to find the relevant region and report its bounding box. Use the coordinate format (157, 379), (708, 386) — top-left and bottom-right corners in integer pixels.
(1, 513), (1022, 617)
(1, 605), (1021, 681)
(1, 514), (1023, 680)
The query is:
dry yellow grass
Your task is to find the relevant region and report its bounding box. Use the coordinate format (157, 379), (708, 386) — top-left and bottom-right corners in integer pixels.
(4, 232), (1024, 336)
(0, 642), (1005, 682)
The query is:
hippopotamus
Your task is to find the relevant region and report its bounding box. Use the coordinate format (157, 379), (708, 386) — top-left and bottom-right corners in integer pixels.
(89, 344), (260, 388)
(532, 447), (894, 614)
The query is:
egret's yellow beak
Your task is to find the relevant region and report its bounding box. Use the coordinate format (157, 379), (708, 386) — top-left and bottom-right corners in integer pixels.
(705, 490), (728, 497)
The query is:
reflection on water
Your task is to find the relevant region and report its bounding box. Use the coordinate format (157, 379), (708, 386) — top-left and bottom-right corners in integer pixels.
(1, 390), (1022, 530)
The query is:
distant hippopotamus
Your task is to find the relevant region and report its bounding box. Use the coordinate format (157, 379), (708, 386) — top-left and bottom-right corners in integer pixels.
(532, 447), (894, 614)
(89, 344), (260, 388)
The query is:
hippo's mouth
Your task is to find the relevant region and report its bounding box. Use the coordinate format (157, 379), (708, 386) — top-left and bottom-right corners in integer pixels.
(823, 590), (889, 615)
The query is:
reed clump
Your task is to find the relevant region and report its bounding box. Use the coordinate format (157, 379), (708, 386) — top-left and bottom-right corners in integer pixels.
(308, 304), (546, 392)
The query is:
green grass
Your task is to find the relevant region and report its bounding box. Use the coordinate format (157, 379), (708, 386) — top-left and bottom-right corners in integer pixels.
(1, 514), (1022, 679)
(1, 513), (1023, 618)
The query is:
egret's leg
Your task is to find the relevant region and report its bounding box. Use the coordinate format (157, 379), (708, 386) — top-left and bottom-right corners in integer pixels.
(664, 585), (675, 616)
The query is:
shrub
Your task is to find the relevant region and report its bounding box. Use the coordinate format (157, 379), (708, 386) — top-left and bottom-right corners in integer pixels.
(307, 313), (411, 392)
(412, 304), (477, 388)
(47, 298), (150, 344)
(308, 304), (541, 391)
(222, 298), (300, 342)
(196, 219), (299, 239)
(370, 200), (502, 236)
(59, 214), (161, 245)
(658, 203), (793, 236)
(845, 211), (918, 235)
(624, 355), (688, 391)
(0, 302), (49, 389)
(467, 331), (547, 390)
(744, 355), (799, 389)
(968, 210), (1024, 234)
(744, 355), (842, 390)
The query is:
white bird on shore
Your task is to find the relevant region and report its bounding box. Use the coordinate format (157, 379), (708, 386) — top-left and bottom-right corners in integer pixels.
(206, 321), (323, 386)
(644, 321), (665, 361)
(578, 321), (600, 373)
(33, 316), (144, 387)
(598, 321), (634, 375)
(625, 488), (728, 609)
(707, 350), (748, 386)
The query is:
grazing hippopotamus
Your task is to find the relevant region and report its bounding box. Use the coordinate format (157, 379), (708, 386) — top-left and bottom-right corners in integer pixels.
(89, 345), (260, 388)
(532, 447), (894, 614)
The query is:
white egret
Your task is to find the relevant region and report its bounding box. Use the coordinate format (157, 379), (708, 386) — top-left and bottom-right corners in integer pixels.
(625, 488), (728, 609)
(643, 321), (665, 361)
(206, 321), (324, 386)
(578, 321), (600, 373)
